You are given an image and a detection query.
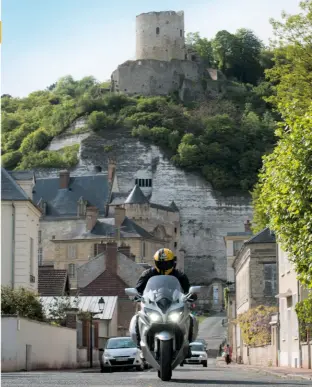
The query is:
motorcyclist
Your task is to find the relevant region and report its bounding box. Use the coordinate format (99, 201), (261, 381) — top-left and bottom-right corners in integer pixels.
(130, 248), (198, 359)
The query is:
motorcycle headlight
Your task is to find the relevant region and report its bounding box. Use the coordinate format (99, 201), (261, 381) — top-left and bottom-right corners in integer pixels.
(168, 310), (183, 323)
(145, 308), (162, 322)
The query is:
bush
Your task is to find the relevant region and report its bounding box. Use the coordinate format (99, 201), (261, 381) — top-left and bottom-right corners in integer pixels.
(16, 144), (79, 169)
(235, 305), (277, 347)
(20, 129), (51, 153)
(88, 111), (115, 131)
(1, 286), (45, 321)
(1, 151), (22, 169)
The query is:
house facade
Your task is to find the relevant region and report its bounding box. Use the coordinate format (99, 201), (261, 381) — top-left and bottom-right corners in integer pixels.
(276, 245), (311, 368)
(1, 168), (41, 291)
(33, 161), (181, 287)
(232, 228), (277, 363)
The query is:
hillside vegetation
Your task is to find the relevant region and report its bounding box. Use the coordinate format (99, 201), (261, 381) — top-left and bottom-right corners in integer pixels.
(2, 28), (277, 191)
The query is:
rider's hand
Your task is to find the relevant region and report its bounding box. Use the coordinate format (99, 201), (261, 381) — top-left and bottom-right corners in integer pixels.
(188, 294), (198, 302)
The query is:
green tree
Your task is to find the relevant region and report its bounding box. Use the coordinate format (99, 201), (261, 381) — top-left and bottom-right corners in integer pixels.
(186, 32), (214, 66)
(1, 286), (45, 321)
(20, 129), (50, 153)
(88, 111), (115, 131)
(252, 1), (312, 287)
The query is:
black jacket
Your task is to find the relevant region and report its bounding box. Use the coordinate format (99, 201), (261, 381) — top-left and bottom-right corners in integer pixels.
(135, 267), (190, 295)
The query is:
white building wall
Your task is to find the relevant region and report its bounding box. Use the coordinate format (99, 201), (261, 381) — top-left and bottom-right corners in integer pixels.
(278, 245), (300, 367)
(1, 316), (77, 371)
(1, 201), (41, 292)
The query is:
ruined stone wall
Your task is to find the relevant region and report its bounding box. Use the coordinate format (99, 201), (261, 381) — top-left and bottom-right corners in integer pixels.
(111, 59), (201, 97)
(136, 11), (185, 61)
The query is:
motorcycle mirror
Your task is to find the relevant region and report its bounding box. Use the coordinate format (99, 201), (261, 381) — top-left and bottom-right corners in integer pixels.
(188, 286), (202, 294)
(125, 288), (139, 297)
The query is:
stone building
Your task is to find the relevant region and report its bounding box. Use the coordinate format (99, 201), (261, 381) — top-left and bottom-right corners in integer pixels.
(76, 242), (145, 336)
(232, 228), (277, 363)
(32, 161), (181, 287)
(111, 10), (222, 100)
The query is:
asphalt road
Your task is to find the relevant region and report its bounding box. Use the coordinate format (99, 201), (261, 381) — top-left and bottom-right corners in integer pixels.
(2, 361), (311, 387)
(197, 312), (227, 350)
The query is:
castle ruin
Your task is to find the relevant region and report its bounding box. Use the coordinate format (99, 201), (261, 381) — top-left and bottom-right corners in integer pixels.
(111, 11), (221, 100)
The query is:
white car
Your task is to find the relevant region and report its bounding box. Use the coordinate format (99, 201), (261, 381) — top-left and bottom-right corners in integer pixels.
(183, 341), (208, 367)
(101, 337), (144, 373)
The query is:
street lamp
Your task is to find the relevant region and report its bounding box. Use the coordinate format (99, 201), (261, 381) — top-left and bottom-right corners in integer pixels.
(89, 297), (105, 369)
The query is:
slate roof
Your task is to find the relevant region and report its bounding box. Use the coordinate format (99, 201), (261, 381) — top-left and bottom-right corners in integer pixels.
(170, 201), (179, 212)
(150, 203), (176, 213)
(1, 168), (29, 201)
(245, 227), (276, 244)
(8, 170), (35, 181)
(124, 185), (148, 204)
(38, 266), (70, 296)
(54, 216), (155, 240)
(110, 192), (128, 205)
(226, 231), (253, 237)
(33, 173), (110, 217)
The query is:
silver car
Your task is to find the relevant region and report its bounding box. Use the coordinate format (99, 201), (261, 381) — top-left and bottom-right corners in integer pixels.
(101, 337), (144, 373)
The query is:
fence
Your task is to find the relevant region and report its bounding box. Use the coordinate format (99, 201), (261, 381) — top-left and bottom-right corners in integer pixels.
(1, 316), (77, 372)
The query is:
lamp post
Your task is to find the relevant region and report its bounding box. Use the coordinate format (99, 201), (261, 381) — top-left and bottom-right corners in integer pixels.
(89, 297), (105, 368)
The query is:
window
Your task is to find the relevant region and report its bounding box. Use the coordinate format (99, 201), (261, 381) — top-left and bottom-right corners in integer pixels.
(174, 242), (177, 248)
(142, 241), (146, 257)
(38, 230), (42, 245)
(38, 247), (43, 266)
(287, 295), (293, 308)
(68, 245), (77, 259)
(135, 178), (152, 188)
(174, 227), (177, 233)
(233, 240), (243, 255)
(264, 263), (277, 295)
(180, 29), (183, 37)
(156, 27), (160, 35)
(68, 263), (76, 279)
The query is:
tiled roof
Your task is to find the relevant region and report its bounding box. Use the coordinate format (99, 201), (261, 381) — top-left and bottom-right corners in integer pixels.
(55, 216), (155, 240)
(124, 185), (149, 204)
(1, 168), (29, 201)
(33, 173), (109, 217)
(38, 266), (70, 296)
(79, 270), (128, 297)
(8, 170), (35, 181)
(40, 296), (117, 320)
(245, 227), (276, 244)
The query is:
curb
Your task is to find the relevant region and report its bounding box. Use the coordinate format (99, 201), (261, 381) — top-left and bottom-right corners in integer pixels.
(249, 367), (312, 381)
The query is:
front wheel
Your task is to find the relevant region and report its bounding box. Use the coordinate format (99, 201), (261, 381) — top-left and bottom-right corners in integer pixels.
(159, 340), (172, 381)
(203, 361), (208, 367)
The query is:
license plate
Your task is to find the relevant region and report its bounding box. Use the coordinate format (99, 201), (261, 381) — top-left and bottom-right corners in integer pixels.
(115, 357), (128, 361)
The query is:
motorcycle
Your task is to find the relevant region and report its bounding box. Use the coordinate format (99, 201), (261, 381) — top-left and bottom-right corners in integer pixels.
(125, 275), (201, 381)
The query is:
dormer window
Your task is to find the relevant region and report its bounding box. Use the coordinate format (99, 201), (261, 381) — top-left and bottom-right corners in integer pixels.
(156, 27), (160, 35)
(135, 178), (152, 188)
(37, 198), (47, 216)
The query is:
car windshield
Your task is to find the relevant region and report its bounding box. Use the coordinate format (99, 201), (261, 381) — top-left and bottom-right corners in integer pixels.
(191, 344), (205, 352)
(106, 338), (136, 349)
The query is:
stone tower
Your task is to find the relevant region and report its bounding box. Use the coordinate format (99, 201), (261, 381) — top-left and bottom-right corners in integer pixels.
(136, 11), (185, 61)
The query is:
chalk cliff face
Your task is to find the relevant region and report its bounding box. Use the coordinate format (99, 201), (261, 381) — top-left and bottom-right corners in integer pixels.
(37, 127), (253, 284)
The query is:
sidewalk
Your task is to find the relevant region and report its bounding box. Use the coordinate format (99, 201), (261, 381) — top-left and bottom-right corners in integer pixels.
(216, 358), (312, 381)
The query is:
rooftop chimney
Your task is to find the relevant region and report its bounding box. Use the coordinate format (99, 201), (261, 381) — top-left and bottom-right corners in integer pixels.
(59, 170), (70, 189)
(108, 158), (116, 184)
(244, 219), (252, 233)
(86, 206), (99, 231)
(106, 242), (118, 274)
(115, 206), (126, 228)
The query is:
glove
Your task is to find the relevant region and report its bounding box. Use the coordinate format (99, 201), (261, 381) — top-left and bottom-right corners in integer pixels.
(188, 294), (198, 302)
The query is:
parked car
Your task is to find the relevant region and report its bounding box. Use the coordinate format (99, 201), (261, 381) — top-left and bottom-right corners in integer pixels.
(196, 338), (207, 350)
(181, 342), (208, 367)
(101, 337), (145, 373)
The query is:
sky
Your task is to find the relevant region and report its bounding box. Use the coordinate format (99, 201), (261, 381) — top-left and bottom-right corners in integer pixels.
(1, 0), (301, 97)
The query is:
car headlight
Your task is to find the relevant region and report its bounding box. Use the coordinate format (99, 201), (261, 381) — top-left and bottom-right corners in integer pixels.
(145, 308), (162, 322)
(168, 308), (184, 323)
(132, 351), (138, 356)
(103, 352), (111, 358)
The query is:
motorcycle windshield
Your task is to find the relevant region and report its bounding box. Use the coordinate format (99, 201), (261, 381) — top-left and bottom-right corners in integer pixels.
(143, 275), (183, 303)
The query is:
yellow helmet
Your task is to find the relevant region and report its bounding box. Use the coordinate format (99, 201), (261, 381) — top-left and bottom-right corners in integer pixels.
(154, 248), (176, 275)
